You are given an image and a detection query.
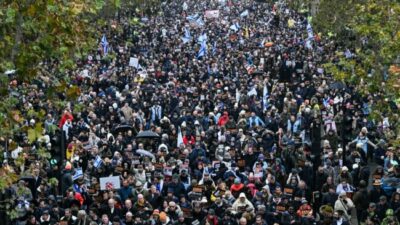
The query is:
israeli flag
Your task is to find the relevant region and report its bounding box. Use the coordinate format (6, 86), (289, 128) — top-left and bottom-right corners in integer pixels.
(345, 49), (352, 58)
(305, 36), (313, 49)
(181, 27), (192, 44)
(240, 9), (249, 17)
(198, 33), (207, 43)
(196, 17), (205, 27)
(197, 39), (207, 58)
(94, 155), (102, 168)
(187, 14), (203, 27)
(212, 41), (217, 56)
(230, 22), (240, 32)
(101, 34), (109, 55)
(260, 38), (266, 47)
(186, 14), (198, 21)
(263, 84), (269, 111)
(73, 168), (83, 181)
(177, 126), (184, 147)
(306, 23), (313, 38)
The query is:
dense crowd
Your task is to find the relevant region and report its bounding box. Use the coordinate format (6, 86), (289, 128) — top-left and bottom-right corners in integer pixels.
(2, 0), (400, 225)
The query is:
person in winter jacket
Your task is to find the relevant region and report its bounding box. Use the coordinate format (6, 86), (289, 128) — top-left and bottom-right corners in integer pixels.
(382, 209), (400, 225)
(334, 191), (354, 221)
(232, 192), (255, 214)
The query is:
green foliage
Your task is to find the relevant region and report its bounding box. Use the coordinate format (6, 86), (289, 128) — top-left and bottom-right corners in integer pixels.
(319, 0), (400, 146)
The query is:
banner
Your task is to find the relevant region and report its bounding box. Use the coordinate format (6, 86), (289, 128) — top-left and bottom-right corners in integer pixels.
(205, 10), (220, 19)
(100, 176), (121, 190)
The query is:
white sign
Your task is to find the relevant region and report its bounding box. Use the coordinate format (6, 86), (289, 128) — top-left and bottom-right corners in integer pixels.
(129, 57), (139, 68)
(205, 10), (220, 19)
(100, 176), (121, 190)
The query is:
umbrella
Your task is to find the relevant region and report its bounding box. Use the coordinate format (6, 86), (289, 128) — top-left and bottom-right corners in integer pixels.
(136, 130), (159, 138)
(113, 124), (134, 134)
(329, 81), (346, 90)
(136, 130), (160, 139)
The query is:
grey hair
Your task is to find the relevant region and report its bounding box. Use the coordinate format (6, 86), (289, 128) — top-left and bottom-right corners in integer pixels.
(78, 210), (87, 216)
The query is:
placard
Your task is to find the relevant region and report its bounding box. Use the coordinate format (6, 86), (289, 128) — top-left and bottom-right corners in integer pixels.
(129, 57), (139, 68)
(205, 10), (220, 19)
(283, 188), (293, 196)
(100, 176), (121, 190)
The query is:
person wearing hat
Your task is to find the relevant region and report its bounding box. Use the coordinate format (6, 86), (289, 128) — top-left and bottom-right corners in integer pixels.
(381, 209), (399, 225)
(334, 191), (354, 221)
(233, 192), (255, 214)
(61, 161), (73, 195)
(336, 166), (353, 185)
(369, 179), (385, 203)
(359, 203), (381, 224)
(376, 195), (390, 221)
(200, 208), (219, 225)
(347, 127), (377, 161)
(230, 178), (245, 198)
(159, 211), (171, 225)
(296, 199), (313, 220)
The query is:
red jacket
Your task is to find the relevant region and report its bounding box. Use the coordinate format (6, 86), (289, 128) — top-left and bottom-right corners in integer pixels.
(59, 112), (74, 128)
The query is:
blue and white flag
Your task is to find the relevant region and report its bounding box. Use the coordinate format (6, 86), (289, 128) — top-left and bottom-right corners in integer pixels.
(101, 34), (109, 55)
(196, 17), (205, 27)
(263, 84), (269, 111)
(198, 32), (207, 43)
(73, 168), (83, 181)
(181, 27), (192, 44)
(260, 38), (266, 47)
(240, 9), (249, 17)
(187, 14), (204, 27)
(230, 22), (240, 32)
(212, 41), (217, 56)
(197, 39), (207, 58)
(305, 36), (313, 49)
(306, 23), (314, 39)
(345, 49), (352, 58)
(186, 14), (198, 21)
(177, 126), (184, 147)
(94, 155), (102, 168)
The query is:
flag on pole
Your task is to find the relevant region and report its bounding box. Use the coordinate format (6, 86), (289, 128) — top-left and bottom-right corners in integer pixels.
(181, 27), (192, 44)
(263, 84), (269, 111)
(230, 22), (240, 32)
(101, 34), (109, 55)
(177, 127), (184, 147)
(197, 39), (207, 59)
(212, 41), (217, 56)
(306, 23), (314, 38)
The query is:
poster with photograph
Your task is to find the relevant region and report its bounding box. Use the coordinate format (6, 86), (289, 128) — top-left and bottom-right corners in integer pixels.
(100, 176), (121, 190)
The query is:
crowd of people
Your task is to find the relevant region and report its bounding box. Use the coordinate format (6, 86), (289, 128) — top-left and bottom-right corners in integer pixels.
(2, 0), (400, 225)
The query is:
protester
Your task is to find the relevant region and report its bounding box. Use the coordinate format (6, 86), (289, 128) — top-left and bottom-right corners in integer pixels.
(1, 0), (399, 225)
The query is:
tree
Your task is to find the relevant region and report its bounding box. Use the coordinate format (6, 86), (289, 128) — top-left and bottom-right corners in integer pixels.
(322, 0), (400, 146)
(0, 0), (109, 192)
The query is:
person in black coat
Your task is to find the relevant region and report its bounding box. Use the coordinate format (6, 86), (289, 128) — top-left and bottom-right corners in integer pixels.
(61, 164), (73, 196)
(102, 198), (121, 220)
